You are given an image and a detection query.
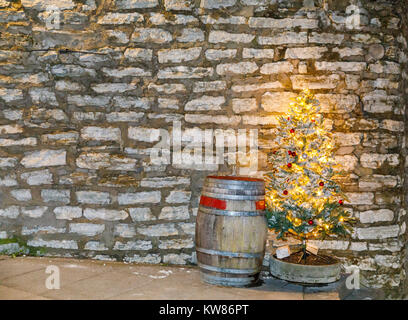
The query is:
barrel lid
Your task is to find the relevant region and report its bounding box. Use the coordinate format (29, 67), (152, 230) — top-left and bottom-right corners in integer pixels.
(206, 175), (264, 186)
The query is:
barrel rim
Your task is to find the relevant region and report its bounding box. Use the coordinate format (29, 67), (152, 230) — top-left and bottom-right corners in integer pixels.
(204, 181), (265, 191)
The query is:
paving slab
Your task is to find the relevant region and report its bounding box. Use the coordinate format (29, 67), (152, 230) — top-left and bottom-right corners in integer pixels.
(0, 256), (48, 281)
(41, 270), (156, 300)
(0, 285), (49, 300)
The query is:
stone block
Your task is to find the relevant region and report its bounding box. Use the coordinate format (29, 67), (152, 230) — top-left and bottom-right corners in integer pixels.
(205, 49), (237, 60)
(84, 241), (108, 251)
(113, 240), (152, 250)
(185, 96), (225, 111)
(232, 98), (257, 113)
(216, 62), (258, 75)
(97, 12), (144, 25)
(258, 32), (307, 45)
(41, 189), (70, 204)
(21, 149), (66, 168)
(76, 191), (111, 205)
(21, 206), (48, 218)
(209, 31), (254, 44)
(176, 28), (204, 42)
(243, 48), (274, 59)
(21, 169), (53, 185)
(158, 66), (213, 79)
(115, 0), (158, 9)
(118, 191), (161, 205)
(261, 92), (297, 112)
(159, 206), (190, 219)
(27, 239), (78, 249)
(285, 47), (327, 59)
(129, 208), (156, 222)
(81, 126), (121, 142)
(114, 224), (136, 238)
(260, 61), (293, 74)
(159, 238), (194, 249)
(10, 189), (32, 201)
(69, 223), (105, 236)
(158, 47), (201, 63)
(0, 206), (20, 219)
(200, 0), (236, 9)
(54, 206), (83, 220)
(137, 223), (179, 236)
(359, 209), (394, 224)
(360, 153), (399, 169)
(84, 208), (128, 221)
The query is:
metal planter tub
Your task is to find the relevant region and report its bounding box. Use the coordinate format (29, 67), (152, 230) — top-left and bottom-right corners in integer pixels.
(269, 254), (341, 284)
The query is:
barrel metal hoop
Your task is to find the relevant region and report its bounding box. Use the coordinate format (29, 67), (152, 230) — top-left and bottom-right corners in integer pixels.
(202, 186), (265, 196)
(204, 181), (265, 192)
(196, 247), (263, 259)
(198, 206), (265, 217)
(198, 262), (260, 275)
(201, 191), (265, 201)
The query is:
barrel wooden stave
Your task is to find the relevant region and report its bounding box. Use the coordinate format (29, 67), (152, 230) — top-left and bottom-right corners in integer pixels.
(196, 176), (268, 287)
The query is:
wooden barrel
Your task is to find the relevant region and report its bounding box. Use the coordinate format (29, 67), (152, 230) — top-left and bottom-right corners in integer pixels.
(195, 175), (268, 287)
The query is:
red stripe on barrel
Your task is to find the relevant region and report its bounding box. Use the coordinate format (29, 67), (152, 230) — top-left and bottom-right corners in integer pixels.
(199, 196), (227, 210)
(200, 196), (265, 211)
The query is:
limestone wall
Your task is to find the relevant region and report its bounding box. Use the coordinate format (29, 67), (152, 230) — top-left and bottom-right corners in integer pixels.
(0, 0), (407, 296)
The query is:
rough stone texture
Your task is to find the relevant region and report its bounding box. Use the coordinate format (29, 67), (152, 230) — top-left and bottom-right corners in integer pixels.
(0, 0), (406, 298)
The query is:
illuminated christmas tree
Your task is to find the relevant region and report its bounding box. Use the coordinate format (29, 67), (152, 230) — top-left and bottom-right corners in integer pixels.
(265, 89), (354, 245)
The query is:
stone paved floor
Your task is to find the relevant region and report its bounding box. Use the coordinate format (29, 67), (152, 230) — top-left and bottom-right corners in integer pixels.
(0, 255), (355, 300)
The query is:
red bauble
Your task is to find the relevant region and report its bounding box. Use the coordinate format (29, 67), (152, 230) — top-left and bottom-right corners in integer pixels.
(308, 220), (314, 225)
(287, 117), (290, 120)
(290, 129), (295, 133)
(288, 151), (292, 155)
(292, 151), (296, 157)
(319, 181), (324, 187)
(339, 200), (344, 205)
(287, 163), (292, 168)
(283, 190), (288, 195)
